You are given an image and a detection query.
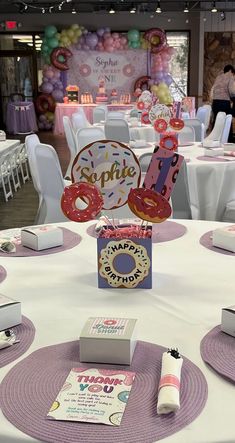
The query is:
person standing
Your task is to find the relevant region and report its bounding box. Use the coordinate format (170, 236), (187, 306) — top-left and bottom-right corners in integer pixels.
(211, 64), (235, 142)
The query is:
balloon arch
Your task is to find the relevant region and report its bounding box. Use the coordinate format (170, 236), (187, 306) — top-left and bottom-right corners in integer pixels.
(38, 25), (175, 130)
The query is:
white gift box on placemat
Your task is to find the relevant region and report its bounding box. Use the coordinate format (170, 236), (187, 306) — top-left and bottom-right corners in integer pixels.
(21, 226), (63, 251)
(221, 306), (235, 337)
(212, 225), (235, 252)
(0, 293), (21, 331)
(79, 317), (137, 365)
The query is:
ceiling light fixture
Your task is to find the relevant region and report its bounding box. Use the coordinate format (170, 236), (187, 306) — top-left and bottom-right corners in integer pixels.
(130, 5), (136, 13)
(109, 6), (115, 13)
(211, 1), (217, 12)
(42, 8), (45, 13)
(155, 1), (161, 13)
(183, 2), (189, 12)
(72, 7), (76, 13)
(220, 11), (225, 20)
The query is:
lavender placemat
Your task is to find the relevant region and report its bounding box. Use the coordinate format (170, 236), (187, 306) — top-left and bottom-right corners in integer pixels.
(197, 155), (235, 162)
(87, 220), (187, 244)
(0, 265), (7, 283)
(0, 316), (35, 368)
(0, 340), (207, 443)
(200, 231), (235, 256)
(0, 227), (82, 257)
(201, 325), (235, 383)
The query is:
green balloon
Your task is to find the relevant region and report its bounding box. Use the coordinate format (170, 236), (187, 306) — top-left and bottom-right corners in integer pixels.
(48, 37), (59, 49)
(44, 25), (57, 38)
(131, 41), (140, 49)
(41, 44), (49, 53)
(127, 29), (140, 43)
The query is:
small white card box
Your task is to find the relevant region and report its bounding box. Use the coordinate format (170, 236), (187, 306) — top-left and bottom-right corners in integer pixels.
(79, 317), (137, 365)
(21, 226), (63, 251)
(212, 225), (235, 252)
(0, 293), (21, 331)
(221, 306), (235, 337)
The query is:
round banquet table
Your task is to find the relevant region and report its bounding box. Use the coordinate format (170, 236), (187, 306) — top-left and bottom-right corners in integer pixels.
(133, 142), (235, 222)
(0, 219), (234, 443)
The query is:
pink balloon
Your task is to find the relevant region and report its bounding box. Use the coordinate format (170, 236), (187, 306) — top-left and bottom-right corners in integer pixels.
(115, 41), (121, 49)
(162, 61), (169, 70)
(105, 44), (114, 53)
(112, 32), (119, 40)
(120, 36), (127, 45)
(103, 32), (111, 39)
(105, 37), (114, 45)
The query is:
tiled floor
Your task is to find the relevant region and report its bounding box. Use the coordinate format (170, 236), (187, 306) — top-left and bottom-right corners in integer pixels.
(0, 132), (70, 230)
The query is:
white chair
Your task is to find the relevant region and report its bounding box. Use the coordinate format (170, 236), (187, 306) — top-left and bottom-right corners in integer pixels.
(184, 118), (204, 142)
(33, 143), (70, 224)
(9, 147), (21, 192)
(76, 127), (105, 151)
(201, 104), (212, 131)
(221, 114), (233, 144)
(222, 200), (235, 222)
(171, 160), (192, 219)
(93, 107), (106, 124)
(130, 109), (139, 118)
(196, 106), (211, 132)
(63, 116), (77, 178)
(16, 144), (30, 184)
(104, 119), (130, 143)
(178, 126), (195, 145)
(74, 107), (92, 126)
(0, 153), (13, 202)
(72, 112), (90, 132)
(203, 111), (226, 143)
(106, 111), (125, 120)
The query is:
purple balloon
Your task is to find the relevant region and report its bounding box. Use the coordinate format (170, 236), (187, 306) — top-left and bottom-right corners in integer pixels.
(79, 36), (85, 44)
(155, 72), (164, 81)
(104, 27), (111, 33)
(97, 28), (105, 37)
(41, 82), (53, 94)
(164, 74), (173, 86)
(45, 70), (54, 79)
(85, 33), (98, 49)
(82, 44), (90, 51)
(38, 122), (45, 130)
(39, 114), (47, 122)
(52, 89), (64, 102)
(45, 122), (52, 130)
(50, 77), (57, 85)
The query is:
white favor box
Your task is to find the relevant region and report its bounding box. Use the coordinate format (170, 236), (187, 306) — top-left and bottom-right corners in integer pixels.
(0, 293), (21, 331)
(79, 317), (137, 365)
(204, 148), (224, 157)
(212, 225), (235, 252)
(221, 306), (235, 337)
(21, 226), (63, 251)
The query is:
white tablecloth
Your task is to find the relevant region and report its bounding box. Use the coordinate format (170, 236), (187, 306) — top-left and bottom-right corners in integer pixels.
(133, 142), (235, 221)
(0, 139), (20, 159)
(0, 219), (235, 443)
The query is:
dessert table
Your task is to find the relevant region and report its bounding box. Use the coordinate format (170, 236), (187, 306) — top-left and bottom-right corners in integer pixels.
(0, 219), (235, 442)
(6, 102), (38, 135)
(54, 103), (134, 135)
(0, 139), (20, 160)
(133, 142), (235, 221)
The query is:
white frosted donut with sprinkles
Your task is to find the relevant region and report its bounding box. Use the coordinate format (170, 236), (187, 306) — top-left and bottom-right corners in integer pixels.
(71, 140), (141, 210)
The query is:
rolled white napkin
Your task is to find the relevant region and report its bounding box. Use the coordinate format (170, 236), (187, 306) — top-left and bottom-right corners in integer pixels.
(0, 329), (17, 350)
(157, 349), (183, 415)
(0, 339), (13, 350)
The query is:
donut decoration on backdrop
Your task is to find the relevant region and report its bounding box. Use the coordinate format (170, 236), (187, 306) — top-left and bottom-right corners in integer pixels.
(143, 146), (184, 200)
(50, 47), (72, 71)
(134, 75), (151, 94)
(71, 140), (141, 210)
(137, 101), (145, 110)
(128, 188), (172, 223)
(35, 94), (56, 114)
(61, 182), (103, 222)
(144, 28), (167, 54)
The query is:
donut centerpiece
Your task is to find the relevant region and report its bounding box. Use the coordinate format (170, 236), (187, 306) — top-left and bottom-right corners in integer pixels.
(61, 182), (103, 222)
(128, 188), (172, 223)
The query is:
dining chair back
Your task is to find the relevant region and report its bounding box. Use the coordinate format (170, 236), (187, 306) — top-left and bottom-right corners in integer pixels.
(220, 114), (233, 144)
(75, 127), (105, 151)
(104, 119), (130, 143)
(203, 111), (226, 142)
(184, 118), (204, 142)
(178, 126), (195, 145)
(93, 107), (106, 124)
(72, 112), (91, 132)
(171, 160), (192, 219)
(33, 143), (68, 223)
(63, 116), (77, 178)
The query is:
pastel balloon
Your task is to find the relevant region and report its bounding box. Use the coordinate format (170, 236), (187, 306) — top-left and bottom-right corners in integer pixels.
(85, 33), (98, 48)
(52, 89), (64, 102)
(44, 25), (57, 38)
(128, 29), (140, 43)
(48, 37), (59, 48)
(41, 82), (53, 94)
(97, 28), (105, 37)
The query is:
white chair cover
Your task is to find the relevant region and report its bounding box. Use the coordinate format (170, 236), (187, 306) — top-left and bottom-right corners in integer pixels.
(104, 119), (130, 143)
(221, 114), (233, 144)
(93, 107), (106, 124)
(203, 111), (226, 142)
(33, 143), (69, 224)
(25, 134), (45, 224)
(178, 126), (195, 144)
(201, 104), (212, 131)
(184, 118), (204, 142)
(63, 116), (77, 177)
(171, 160), (192, 219)
(72, 112), (90, 132)
(74, 107), (91, 126)
(76, 127), (105, 151)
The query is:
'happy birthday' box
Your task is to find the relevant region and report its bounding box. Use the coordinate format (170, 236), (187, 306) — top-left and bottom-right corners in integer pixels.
(79, 317), (137, 365)
(97, 228), (152, 289)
